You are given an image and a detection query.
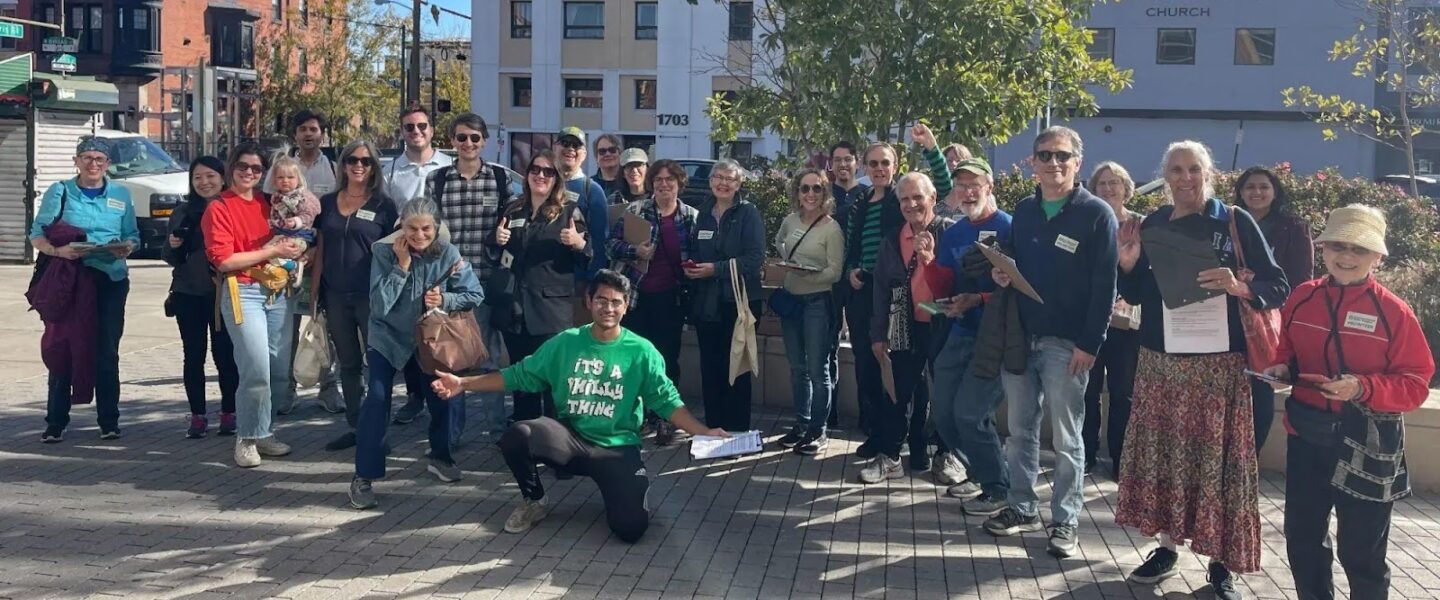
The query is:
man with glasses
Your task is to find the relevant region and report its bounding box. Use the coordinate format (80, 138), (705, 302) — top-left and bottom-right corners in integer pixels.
(554, 127), (611, 321)
(982, 126), (1117, 560)
(826, 141), (869, 434)
(591, 134), (624, 198)
(386, 106), (455, 427)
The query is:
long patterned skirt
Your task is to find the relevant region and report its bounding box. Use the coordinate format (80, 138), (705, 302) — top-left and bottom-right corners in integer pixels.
(1115, 349), (1261, 573)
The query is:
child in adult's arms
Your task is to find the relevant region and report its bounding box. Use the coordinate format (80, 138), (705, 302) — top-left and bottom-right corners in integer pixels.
(431, 270), (726, 543)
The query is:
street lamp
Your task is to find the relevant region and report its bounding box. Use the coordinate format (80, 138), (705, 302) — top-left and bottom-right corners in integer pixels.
(373, 0), (473, 110)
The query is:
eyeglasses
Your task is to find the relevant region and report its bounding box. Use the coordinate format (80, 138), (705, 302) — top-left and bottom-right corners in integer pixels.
(711, 174), (740, 184)
(558, 139), (585, 150)
(78, 155), (108, 164)
(1321, 242), (1375, 257)
(1034, 150), (1076, 164)
(798, 184), (825, 195)
(624, 163), (647, 171)
(832, 156), (856, 165)
(453, 133), (484, 144)
(528, 165), (559, 179)
(403, 122), (430, 133)
(867, 159), (892, 169)
(652, 175), (677, 185)
(342, 156), (374, 167)
(955, 183), (989, 193)
(235, 163), (265, 175)
(595, 146), (619, 156)
(589, 297), (627, 310)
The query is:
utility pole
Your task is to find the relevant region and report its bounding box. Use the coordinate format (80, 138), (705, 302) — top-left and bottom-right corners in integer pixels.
(408, 0), (421, 109)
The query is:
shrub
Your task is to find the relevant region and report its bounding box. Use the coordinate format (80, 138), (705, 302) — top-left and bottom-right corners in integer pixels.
(1376, 260), (1440, 385)
(743, 173), (792, 257)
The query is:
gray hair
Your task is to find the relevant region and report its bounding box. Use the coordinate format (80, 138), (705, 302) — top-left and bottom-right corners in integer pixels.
(336, 139), (384, 195)
(713, 158), (746, 180)
(1159, 140), (1216, 203)
(1090, 160), (1135, 199)
(897, 172), (937, 200)
(1033, 126), (1084, 157)
(398, 197), (444, 229)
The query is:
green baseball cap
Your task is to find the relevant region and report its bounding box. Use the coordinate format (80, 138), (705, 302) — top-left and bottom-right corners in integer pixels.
(558, 126), (587, 146)
(952, 157), (993, 178)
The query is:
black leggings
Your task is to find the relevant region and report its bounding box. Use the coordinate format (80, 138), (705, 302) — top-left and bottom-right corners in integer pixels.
(503, 331), (558, 421)
(499, 417), (650, 543)
(172, 291), (238, 415)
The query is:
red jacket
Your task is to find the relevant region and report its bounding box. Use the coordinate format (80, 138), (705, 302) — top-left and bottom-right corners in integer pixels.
(1275, 275), (1434, 425)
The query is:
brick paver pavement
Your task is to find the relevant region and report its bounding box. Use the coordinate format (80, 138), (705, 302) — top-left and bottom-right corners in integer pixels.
(2, 264), (1439, 599)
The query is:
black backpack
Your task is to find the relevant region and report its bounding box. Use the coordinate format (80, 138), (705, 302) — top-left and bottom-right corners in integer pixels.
(430, 163), (510, 213)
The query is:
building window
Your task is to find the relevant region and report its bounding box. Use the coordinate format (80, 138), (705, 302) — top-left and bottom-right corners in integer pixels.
(298, 0), (308, 27)
(1234, 28), (1275, 65)
(564, 2), (605, 39)
(67, 4), (103, 53)
(1087, 28), (1114, 62)
(728, 2), (753, 41)
(635, 79), (657, 109)
(512, 77), (532, 107)
(298, 48), (308, 80)
(635, 2), (657, 40)
(624, 135), (656, 154)
(1156, 28), (1196, 65)
(272, 0), (282, 20)
(0, 8), (16, 50)
(509, 132), (556, 172)
(511, 2), (532, 38)
(565, 78), (603, 109)
(116, 7), (159, 52)
(713, 140), (753, 161)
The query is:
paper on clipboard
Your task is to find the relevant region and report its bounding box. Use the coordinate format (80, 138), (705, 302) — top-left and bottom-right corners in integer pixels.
(775, 260), (821, 272)
(976, 242), (1043, 304)
(1140, 226), (1223, 309)
(622, 211), (651, 246)
(690, 430), (764, 459)
(607, 203), (628, 225)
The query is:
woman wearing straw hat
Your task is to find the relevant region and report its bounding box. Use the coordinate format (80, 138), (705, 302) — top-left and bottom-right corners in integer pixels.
(1262, 204), (1434, 600)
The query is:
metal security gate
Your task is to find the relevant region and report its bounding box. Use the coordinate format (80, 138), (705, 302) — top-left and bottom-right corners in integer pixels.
(0, 119), (26, 261)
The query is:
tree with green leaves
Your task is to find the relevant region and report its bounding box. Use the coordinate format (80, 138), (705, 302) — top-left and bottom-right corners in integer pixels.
(703, 0), (1131, 157)
(1282, 0), (1440, 197)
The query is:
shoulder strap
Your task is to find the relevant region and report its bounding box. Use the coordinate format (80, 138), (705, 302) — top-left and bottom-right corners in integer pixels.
(491, 163), (510, 204)
(1227, 206), (1248, 270)
(431, 166), (452, 210)
(786, 216), (821, 261)
(53, 187), (69, 225)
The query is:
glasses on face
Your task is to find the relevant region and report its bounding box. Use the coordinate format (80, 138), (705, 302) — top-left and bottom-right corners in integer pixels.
(832, 156), (856, 165)
(453, 133), (484, 144)
(595, 146), (619, 156)
(652, 175), (677, 185)
(529, 165), (559, 179)
(235, 163), (265, 175)
(403, 122), (430, 133)
(867, 159), (892, 169)
(624, 163), (646, 172)
(558, 139), (584, 150)
(78, 155), (108, 165)
(711, 175), (740, 184)
(1034, 150), (1076, 164)
(590, 297), (626, 310)
(955, 183), (988, 193)
(1322, 242), (1375, 257)
(798, 184), (825, 195)
(342, 155), (373, 167)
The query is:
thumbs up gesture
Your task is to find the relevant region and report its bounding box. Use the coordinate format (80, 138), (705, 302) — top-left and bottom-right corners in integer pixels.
(495, 217), (512, 245)
(560, 219), (585, 251)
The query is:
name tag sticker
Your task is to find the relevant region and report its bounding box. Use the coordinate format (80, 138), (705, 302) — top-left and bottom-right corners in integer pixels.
(979, 230), (997, 242)
(1054, 234), (1079, 254)
(1344, 311), (1379, 333)
(107, 199), (125, 211)
(697, 230), (715, 240)
(355, 209), (376, 222)
(482, 196), (497, 207)
(564, 190), (580, 202)
(500, 251), (514, 269)
(509, 218), (526, 229)
(791, 229), (805, 239)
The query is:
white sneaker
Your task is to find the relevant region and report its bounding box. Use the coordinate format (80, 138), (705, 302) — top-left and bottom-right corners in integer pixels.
(255, 436), (292, 457)
(504, 498), (549, 534)
(858, 455), (904, 484)
(934, 451), (966, 486)
(235, 439), (262, 468)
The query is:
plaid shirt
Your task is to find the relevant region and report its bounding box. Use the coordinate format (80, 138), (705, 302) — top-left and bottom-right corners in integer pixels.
(426, 165), (507, 280)
(605, 197), (698, 284)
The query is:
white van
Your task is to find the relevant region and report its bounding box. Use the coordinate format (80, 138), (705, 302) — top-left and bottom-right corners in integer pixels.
(88, 130), (190, 258)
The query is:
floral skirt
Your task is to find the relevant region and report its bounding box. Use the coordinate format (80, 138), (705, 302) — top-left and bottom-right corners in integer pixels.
(1115, 349), (1261, 573)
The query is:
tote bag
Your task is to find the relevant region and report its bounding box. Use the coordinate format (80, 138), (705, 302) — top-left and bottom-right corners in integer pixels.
(1228, 207), (1283, 372)
(728, 258), (760, 384)
(293, 312), (332, 388)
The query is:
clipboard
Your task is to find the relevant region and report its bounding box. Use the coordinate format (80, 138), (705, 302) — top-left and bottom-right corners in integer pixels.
(879, 351), (898, 404)
(1140, 226), (1223, 309)
(607, 203), (628, 225)
(622, 211), (651, 247)
(774, 260), (821, 272)
(976, 242), (1043, 304)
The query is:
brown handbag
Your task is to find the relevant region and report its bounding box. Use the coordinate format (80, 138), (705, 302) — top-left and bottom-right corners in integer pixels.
(416, 260), (490, 374)
(1228, 207), (1283, 372)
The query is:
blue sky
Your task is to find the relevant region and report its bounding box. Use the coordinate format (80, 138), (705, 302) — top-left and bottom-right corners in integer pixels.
(374, 0), (472, 40)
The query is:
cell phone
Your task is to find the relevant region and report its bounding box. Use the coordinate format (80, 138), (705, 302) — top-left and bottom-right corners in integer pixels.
(172, 227), (190, 239)
(682, 259), (698, 269)
(1244, 369), (1324, 390)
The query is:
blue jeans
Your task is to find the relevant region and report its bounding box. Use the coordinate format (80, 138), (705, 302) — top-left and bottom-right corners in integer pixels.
(1001, 336), (1088, 527)
(220, 282), (295, 440)
(780, 291), (833, 435)
(356, 348), (452, 479)
(931, 332), (1010, 497)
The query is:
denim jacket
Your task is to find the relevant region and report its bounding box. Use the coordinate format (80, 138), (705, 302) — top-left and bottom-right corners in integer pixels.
(368, 237), (484, 369)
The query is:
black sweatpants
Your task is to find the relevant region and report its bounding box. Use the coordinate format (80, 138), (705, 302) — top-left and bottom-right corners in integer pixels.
(694, 301), (753, 432)
(844, 282), (882, 438)
(503, 331), (558, 422)
(624, 288), (684, 384)
(172, 291), (238, 416)
(876, 326), (931, 460)
(499, 417), (651, 543)
(1083, 326), (1139, 473)
(1285, 435), (1394, 600)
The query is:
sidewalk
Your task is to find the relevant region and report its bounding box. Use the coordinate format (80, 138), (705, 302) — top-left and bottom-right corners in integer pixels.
(1, 263), (1438, 599)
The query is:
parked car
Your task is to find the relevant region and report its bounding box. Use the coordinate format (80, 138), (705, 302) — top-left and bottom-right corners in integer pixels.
(84, 130), (189, 259)
(675, 158), (725, 205)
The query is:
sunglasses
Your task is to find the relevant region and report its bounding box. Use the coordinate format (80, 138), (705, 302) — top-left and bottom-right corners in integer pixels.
(595, 146), (619, 155)
(454, 133), (484, 144)
(342, 156), (374, 166)
(235, 163), (265, 175)
(558, 139), (585, 150)
(1033, 150), (1076, 164)
(529, 165), (559, 179)
(867, 159), (892, 169)
(403, 122), (430, 133)
(798, 184), (825, 195)
(1321, 242), (1375, 257)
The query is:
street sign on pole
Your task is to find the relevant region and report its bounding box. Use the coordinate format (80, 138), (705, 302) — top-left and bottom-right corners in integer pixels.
(51, 53), (77, 73)
(0, 22), (23, 39)
(43, 36), (79, 53)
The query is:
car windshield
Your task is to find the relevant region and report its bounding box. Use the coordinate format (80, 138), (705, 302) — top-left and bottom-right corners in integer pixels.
(683, 163), (713, 183)
(105, 137), (185, 178)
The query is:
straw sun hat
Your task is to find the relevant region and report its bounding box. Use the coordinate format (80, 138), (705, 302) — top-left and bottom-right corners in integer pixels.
(1315, 204), (1388, 256)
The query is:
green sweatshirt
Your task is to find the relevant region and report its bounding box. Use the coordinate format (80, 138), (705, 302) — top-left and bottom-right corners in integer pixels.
(501, 325), (685, 448)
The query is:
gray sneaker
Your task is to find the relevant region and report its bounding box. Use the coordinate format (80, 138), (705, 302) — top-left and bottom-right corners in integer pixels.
(349, 477), (377, 509)
(858, 455), (904, 484)
(255, 436), (292, 457)
(392, 397), (426, 424)
(946, 479), (983, 500)
(428, 457), (462, 483)
(504, 498), (549, 533)
(961, 492), (1008, 517)
(1047, 523), (1078, 558)
(276, 388), (298, 415)
(319, 384), (345, 414)
(934, 451), (966, 486)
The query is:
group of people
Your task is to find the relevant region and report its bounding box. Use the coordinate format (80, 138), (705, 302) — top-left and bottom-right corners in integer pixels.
(26, 106), (1434, 600)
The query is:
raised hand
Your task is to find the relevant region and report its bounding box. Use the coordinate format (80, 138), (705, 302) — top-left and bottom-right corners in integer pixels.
(915, 230), (936, 265)
(393, 236), (412, 272)
(1117, 218), (1142, 272)
(495, 217), (512, 245)
(911, 122), (937, 150)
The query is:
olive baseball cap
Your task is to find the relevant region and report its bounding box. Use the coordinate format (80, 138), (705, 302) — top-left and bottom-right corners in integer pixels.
(558, 126), (587, 146)
(952, 157), (992, 178)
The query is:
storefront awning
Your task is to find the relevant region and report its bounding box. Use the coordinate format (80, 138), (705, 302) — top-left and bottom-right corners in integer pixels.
(0, 54), (32, 117)
(33, 72), (119, 112)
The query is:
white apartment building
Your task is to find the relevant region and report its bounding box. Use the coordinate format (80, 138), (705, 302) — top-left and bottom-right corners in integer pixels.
(469, 0), (783, 172)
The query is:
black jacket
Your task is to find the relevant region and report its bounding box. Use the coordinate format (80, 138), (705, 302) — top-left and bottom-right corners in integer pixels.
(964, 243), (1027, 378)
(686, 196), (766, 323)
(843, 186), (904, 273)
(162, 199), (216, 297)
(868, 217), (952, 344)
(497, 200), (592, 335)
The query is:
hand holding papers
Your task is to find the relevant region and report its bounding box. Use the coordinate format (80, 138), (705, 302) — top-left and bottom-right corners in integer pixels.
(1140, 226), (1222, 309)
(691, 430), (763, 459)
(976, 242), (1042, 304)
